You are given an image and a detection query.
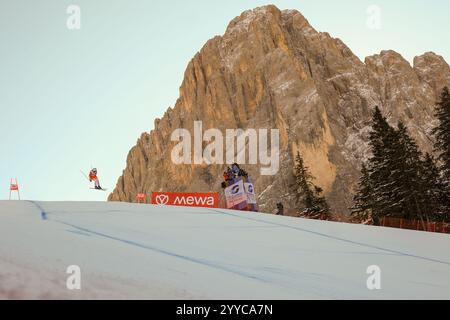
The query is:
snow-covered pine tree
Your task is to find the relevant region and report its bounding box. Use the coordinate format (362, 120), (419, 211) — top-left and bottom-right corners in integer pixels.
(366, 106), (397, 217)
(294, 151), (330, 218)
(421, 153), (449, 222)
(357, 108), (427, 221)
(432, 87), (450, 197)
(389, 122), (427, 221)
(310, 186), (330, 216)
(355, 105), (450, 224)
(294, 151), (314, 208)
(351, 164), (373, 223)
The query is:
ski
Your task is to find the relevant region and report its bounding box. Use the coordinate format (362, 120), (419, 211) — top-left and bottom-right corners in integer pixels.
(90, 188), (108, 192)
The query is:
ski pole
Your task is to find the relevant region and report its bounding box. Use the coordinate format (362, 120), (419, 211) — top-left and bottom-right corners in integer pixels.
(80, 170), (90, 182)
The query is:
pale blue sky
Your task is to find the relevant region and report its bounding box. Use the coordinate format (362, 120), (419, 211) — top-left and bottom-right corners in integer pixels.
(1, 0), (449, 201)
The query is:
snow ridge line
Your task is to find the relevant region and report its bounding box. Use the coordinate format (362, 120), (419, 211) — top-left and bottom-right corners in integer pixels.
(25, 201), (274, 286)
(208, 209), (450, 267)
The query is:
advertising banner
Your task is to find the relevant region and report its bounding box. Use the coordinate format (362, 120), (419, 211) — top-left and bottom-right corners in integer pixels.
(152, 192), (219, 208)
(224, 180), (248, 209)
(244, 183), (257, 205)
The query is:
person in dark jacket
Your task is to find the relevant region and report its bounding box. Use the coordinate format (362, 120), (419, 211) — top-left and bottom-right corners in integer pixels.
(372, 215), (380, 226)
(276, 202), (284, 216)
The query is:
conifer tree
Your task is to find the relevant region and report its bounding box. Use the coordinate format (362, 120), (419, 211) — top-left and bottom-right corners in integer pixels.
(356, 109), (428, 222)
(432, 87), (450, 221)
(433, 87), (450, 184)
(310, 186), (330, 216)
(351, 164), (373, 222)
(365, 106), (396, 217)
(354, 105), (450, 224)
(294, 151), (330, 216)
(389, 122), (427, 221)
(421, 153), (449, 222)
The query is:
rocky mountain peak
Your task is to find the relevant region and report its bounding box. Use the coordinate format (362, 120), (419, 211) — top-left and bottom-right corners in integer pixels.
(109, 5), (450, 214)
(414, 51), (450, 96)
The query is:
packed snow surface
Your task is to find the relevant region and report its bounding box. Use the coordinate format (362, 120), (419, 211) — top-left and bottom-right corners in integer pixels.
(0, 201), (449, 299)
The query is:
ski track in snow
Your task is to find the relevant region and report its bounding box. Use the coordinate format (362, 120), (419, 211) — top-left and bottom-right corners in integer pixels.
(0, 200), (449, 299)
(27, 201), (284, 286)
(208, 209), (450, 266)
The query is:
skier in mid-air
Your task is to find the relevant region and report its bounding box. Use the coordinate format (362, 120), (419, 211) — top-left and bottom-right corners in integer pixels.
(89, 168), (103, 190)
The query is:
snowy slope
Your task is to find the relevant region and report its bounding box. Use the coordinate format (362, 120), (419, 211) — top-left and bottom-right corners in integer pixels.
(0, 201), (449, 300)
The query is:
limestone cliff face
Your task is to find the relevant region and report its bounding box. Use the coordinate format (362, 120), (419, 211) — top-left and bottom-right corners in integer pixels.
(108, 5), (450, 214)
